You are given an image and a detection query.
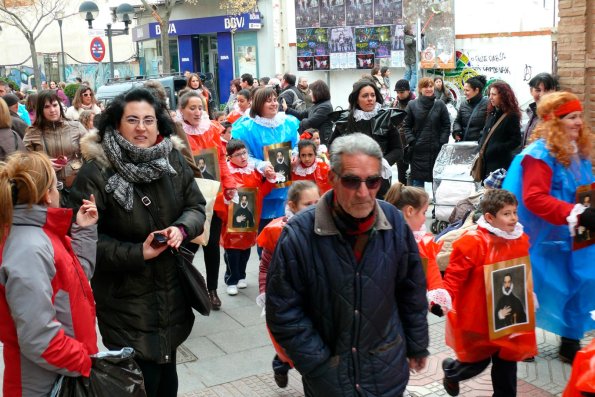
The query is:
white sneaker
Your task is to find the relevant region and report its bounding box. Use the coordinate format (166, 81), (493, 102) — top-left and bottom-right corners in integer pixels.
(237, 279), (248, 289)
(226, 285), (238, 295)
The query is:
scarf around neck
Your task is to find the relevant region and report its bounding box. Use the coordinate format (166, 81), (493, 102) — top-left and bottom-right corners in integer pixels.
(353, 102), (381, 121)
(102, 128), (177, 211)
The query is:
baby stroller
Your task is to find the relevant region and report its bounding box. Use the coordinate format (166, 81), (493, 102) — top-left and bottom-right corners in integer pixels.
(431, 142), (480, 234)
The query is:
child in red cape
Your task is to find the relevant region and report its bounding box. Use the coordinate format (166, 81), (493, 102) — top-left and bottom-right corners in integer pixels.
(442, 189), (538, 396)
(256, 180), (320, 389)
(291, 139), (332, 194)
(564, 339), (595, 397)
(384, 182), (450, 316)
(214, 139), (276, 296)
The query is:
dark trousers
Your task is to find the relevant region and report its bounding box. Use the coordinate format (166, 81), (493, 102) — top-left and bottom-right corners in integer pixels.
(411, 179), (425, 188)
(203, 215), (222, 290)
(396, 159), (409, 185)
(444, 354), (517, 396)
(257, 218), (274, 258)
(224, 248), (251, 286)
(136, 355), (178, 397)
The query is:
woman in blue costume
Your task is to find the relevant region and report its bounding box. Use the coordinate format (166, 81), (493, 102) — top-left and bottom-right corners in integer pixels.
(232, 87), (300, 239)
(503, 92), (595, 363)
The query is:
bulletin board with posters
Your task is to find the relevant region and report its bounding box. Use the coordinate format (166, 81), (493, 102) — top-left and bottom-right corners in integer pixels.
(294, 0), (454, 70)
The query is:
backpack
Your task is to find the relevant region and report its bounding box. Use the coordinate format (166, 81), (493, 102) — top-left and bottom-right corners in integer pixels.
(286, 89), (307, 113)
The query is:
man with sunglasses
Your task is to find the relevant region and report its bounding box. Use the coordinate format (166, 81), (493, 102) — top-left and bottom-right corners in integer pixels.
(266, 133), (429, 397)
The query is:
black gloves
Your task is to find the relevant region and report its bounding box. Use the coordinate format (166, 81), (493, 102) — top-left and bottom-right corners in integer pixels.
(578, 207), (595, 231)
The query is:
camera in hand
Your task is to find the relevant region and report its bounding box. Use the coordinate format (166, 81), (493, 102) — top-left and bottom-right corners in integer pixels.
(150, 233), (168, 248)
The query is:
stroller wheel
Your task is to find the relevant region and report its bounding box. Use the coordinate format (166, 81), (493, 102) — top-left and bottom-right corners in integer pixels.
(431, 220), (440, 234)
(437, 221), (449, 233)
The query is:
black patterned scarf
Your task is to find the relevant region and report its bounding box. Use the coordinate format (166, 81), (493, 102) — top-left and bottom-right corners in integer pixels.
(102, 128), (177, 211)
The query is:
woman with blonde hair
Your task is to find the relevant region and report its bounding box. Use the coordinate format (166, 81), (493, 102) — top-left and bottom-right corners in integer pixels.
(0, 98), (24, 161)
(503, 91), (595, 364)
(65, 85), (101, 121)
(0, 151), (98, 396)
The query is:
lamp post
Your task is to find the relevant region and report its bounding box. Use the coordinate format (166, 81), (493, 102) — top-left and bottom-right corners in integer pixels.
(78, 1), (134, 80)
(56, 11), (66, 82)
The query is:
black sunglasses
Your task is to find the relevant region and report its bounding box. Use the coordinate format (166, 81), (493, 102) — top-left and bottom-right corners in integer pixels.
(339, 174), (382, 190)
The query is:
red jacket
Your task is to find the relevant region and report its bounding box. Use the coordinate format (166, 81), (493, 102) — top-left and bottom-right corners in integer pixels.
(256, 216), (287, 293)
(564, 339), (595, 396)
(417, 233), (444, 291)
(0, 206), (98, 396)
(184, 121), (236, 191)
(214, 162), (274, 250)
(443, 226), (537, 362)
(291, 160), (332, 194)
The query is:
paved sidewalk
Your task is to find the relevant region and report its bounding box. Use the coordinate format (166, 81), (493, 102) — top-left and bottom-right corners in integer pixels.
(0, 246), (590, 396)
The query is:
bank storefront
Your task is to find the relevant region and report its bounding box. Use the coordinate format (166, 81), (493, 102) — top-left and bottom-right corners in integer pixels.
(132, 12), (262, 104)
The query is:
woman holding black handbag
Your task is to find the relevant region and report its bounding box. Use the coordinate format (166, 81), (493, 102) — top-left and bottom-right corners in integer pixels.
(69, 87), (206, 397)
(476, 81), (521, 180)
(403, 77), (451, 187)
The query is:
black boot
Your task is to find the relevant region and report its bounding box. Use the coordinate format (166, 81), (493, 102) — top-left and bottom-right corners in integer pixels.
(209, 290), (221, 310)
(559, 337), (581, 364)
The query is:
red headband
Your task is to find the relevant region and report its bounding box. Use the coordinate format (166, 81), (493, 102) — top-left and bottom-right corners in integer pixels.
(300, 131), (313, 140)
(543, 99), (583, 121)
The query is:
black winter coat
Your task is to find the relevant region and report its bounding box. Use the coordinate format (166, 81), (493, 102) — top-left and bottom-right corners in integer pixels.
(286, 99), (334, 144)
(479, 108), (522, 179)
(69, 132), (206, 364)
(266, 194), (429, 397)
(403, 95), (451, 182)
(452, 94), (488, 142)
(330, 108), (406, 165)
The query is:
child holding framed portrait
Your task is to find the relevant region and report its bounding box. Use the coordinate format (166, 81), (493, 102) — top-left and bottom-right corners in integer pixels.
(442, 189), (537, 396)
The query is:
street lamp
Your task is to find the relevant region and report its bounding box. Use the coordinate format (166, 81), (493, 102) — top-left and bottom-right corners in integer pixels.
(78, 1), (134, 79)
(56, 11), (66, 82)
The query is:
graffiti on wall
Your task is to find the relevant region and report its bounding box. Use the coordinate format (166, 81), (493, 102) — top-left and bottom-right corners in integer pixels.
(3, 67), (46, 90)
(427, 35), (552, 107)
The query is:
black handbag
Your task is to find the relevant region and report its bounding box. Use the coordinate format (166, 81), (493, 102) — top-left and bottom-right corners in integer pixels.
(133, 186), (211, 316)
(404, 101), (437, 164)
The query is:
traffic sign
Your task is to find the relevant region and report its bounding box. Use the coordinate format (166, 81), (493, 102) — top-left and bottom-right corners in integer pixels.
(90, 37), (106, 62)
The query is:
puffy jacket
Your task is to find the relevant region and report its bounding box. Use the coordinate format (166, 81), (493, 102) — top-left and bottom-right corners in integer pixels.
(0, 206), (98, 396)
(69, 131), (206, 364)
(285, 99), (334, 144)
(479, 109), (522, 179)
(452, 94), (488, 142)
(330, 108), (405, 166)
(266, 194), (429, 397)
(403, 95), (450, 181)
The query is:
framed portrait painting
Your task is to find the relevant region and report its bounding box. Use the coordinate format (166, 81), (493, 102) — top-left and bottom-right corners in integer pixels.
(227, 187), (258, 232)
(484, 256), (535, 340)
(264, 142), (293, 188)
(194, 147), (220, 182)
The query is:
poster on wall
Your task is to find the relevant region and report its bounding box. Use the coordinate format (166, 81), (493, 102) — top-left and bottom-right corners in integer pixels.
(355, 26), (392, 59)
(314, 56), (331, 70)
(320, 0), (346, 27)
(298, 56), (315, 71)
(356, 53), (374, 69)
(330, 52), (356, 69)
(297, 28), (329, 57)
(295, 0), (320, 28)
(346, 0), (373, 26)
(236, 45), (258, 77)
(373, 0), (403, 25)
(419, 0), (455, 69)
(329, 27), (356, 69)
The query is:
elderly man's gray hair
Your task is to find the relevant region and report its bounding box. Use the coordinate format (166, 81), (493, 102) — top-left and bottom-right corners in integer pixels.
(330, 133), (383, 174)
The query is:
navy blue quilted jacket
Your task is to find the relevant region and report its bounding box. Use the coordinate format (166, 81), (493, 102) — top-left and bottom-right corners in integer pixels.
(266, 193), (429, 397)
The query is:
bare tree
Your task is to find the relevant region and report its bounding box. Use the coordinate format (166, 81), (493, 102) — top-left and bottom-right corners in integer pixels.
(0, 0), (66, 89)
(141, 0), (256, 76)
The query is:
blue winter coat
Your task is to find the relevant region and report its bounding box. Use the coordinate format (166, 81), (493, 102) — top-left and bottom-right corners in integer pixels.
(266, 193), (429, 396)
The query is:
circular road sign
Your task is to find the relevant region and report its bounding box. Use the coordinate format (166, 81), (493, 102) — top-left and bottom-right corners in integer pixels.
(90, 37), (106, 62)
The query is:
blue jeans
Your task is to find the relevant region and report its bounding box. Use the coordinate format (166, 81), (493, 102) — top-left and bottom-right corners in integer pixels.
(411, 179), (425, 188)
(224, 248), (251, 286)
(404, 64), (417, 93)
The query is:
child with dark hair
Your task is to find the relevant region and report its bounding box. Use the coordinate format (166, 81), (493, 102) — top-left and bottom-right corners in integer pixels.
(219, 121), (232, 152)
(385, 182), (451, 316)
(291, 139), (332, 194)
(213, 139), (276, 296)
(256, 180), (320, 389)
(301, 127), (328, 161)
(442, 189), (537, 396)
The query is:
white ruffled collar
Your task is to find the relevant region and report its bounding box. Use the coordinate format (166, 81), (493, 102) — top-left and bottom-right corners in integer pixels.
(227, 161), (255, 175)
(353, 103), (381, 121)
(413, 224), (427, 243)
(253, 113), (287, 128)
(477, 216), (524, 240)
(177, 110), (212, 135)
(293, 161), (318, 176)
(285, 204), (295, 220)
